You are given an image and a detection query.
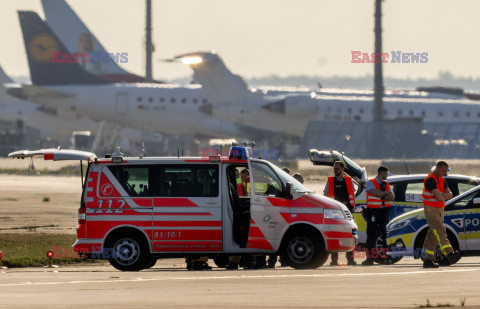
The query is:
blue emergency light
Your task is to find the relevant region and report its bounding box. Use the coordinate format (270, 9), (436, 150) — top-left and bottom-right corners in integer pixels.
(229, 146), (248, 160)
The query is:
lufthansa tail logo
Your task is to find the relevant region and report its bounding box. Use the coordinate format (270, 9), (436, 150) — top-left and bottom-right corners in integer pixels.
(28, 33), (59, 63)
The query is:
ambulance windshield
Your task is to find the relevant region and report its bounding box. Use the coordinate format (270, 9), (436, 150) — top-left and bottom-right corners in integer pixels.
(270, 164), (312, 193)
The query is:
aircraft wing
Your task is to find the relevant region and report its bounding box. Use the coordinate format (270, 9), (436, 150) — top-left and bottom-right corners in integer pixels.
(8, 148), (97, 161)
(6, 84), (72, 103)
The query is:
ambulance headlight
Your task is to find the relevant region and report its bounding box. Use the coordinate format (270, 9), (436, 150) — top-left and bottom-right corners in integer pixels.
(388, 218), (414, 231)
(324, 209), (345, 219)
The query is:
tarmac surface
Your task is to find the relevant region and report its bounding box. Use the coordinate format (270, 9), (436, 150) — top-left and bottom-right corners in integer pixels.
(1, 257), (480, 308)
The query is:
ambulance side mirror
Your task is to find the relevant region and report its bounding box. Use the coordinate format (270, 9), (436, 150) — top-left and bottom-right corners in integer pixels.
(473, 198), (480, 205)
(284, 182), (294, 199)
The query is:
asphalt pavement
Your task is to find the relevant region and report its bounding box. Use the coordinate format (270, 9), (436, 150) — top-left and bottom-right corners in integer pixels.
(1, 257), (479, 308)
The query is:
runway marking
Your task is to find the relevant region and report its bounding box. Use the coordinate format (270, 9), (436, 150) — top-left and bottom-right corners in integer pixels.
(1, 268), (479, 287)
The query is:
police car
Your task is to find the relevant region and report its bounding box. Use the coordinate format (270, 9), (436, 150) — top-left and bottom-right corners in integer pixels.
(309, 150), (480, 246)
(387, 185), (480, 262)
(9, 145), (357, 271)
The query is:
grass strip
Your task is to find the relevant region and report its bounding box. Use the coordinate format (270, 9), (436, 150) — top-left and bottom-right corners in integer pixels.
(0, 233), (99, 267)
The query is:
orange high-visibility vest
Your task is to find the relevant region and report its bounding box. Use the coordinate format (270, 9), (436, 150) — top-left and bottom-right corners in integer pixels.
(366, 178), (391, 208)
(327, 175), (355, 208)
(422, 173), (445, 208)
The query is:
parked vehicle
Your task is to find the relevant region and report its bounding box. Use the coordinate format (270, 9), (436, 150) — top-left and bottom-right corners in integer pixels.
(9, 146), (357, 271)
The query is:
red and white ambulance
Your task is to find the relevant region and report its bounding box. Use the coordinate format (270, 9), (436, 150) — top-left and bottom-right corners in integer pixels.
(9, 146), (357, 271)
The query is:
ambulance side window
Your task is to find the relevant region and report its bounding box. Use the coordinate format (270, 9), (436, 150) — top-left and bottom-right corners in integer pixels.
(160, 165), (219, 197)
(108, 165), (156, 197)
(251, 162), (283, 197)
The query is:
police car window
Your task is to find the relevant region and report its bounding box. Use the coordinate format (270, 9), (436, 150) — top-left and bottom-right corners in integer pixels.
(458, 180), (480, 195)
(391, 182), (407, 202)
(108, 166), (153, 197)
(251, 162), (282, 197)
(405, 181), (424, 203)
(446, 190), (480, 211)
(161, 165), (218, 197)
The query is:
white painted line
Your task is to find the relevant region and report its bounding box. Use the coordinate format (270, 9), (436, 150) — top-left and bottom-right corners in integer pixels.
(1, 268), (479, 287)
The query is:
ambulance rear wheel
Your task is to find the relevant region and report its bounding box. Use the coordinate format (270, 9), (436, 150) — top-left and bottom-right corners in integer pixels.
(107, 234), (150, 271)
(145, 257), (158, 269)
(282, 231), (328, 269)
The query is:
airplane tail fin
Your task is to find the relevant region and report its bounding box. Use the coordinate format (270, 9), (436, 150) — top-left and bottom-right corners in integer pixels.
(171, 51), (261, 103)
(18, 10), (110, 86)
(0, 65), (14, 104)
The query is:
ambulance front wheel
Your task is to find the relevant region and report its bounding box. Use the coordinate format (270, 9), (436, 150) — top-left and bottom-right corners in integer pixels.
(106, 232), (151, 271)
(281, 231), (328, 269)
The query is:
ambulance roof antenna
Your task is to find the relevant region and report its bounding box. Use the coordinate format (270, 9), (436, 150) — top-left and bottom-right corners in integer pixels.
(396, 142), (410, 175)
(219, 120), (223, 155)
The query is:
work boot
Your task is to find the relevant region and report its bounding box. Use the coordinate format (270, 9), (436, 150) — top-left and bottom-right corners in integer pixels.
(361, 258), (374, 266)
(225, 262), (239, 270)
(436, 257), (450, 267)
(423, 260), (439, 268)
(446, 251), (461, 265)
(330, 260), (339, 266)
(347, 259), (357, 266)
(191, 261), (212, 270)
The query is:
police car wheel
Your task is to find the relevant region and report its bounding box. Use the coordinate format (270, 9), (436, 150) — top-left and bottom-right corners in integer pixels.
(373, 236), (402, 264)
(282, 232), (328, 269)
(107, 235), (150, 271)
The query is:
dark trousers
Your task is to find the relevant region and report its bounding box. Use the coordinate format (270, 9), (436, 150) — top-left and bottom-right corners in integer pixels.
(330, 251), (355, 263)
(365, 207), (391, 254)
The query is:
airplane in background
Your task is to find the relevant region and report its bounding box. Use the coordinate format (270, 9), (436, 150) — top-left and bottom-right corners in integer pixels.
(0, 64), (99, 142)
(41, 0), (326, 98)
(7, 11), (261, 142)
(173, 51), (480, 137)
(41, 0), (154, 83)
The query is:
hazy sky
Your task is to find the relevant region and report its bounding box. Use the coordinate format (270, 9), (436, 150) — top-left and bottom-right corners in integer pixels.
(1, 0), (479, 81)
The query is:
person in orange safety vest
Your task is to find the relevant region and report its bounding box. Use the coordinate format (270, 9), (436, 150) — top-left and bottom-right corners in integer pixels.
(422, 161), (461, 268)
(323, 161), (356, 266)
(362, 166), (395, 266)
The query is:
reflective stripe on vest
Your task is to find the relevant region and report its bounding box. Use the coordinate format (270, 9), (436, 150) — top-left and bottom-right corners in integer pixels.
(422, 173), (445, 208)
(327, 176), (355, 208)
(366, 178), (391, 208)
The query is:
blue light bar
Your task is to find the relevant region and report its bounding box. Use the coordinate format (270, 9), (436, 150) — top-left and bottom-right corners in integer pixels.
(229, 146), (248, 160)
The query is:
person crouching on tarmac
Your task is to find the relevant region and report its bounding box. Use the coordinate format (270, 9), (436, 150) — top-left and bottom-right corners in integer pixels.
(362, 166), (395, 266)
(324, 161), (357, 266)
(422, 161), (461, 268)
